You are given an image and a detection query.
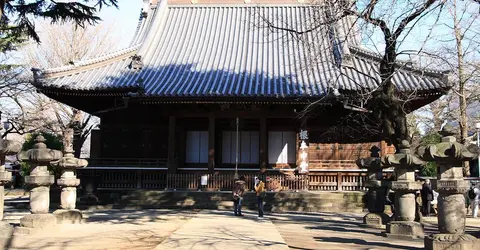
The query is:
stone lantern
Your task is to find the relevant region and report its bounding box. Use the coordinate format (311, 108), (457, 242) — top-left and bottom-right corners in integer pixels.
(0, 137), (21, 236)
(50, 147), (87, 223)
(356, 146), (390, 228)
(417, 126), (478, 250)
(16, 135), (62, 233)
(382, 140), (425, 239)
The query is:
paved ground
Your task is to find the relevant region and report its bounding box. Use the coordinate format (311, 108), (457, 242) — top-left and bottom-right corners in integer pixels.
(5, 209), (196, 250)
(2, 199), (480, 250)
(156, 210), (288, 250)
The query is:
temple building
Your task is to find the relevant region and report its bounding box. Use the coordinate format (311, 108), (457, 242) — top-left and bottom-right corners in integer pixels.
(31, 0), (451, 189)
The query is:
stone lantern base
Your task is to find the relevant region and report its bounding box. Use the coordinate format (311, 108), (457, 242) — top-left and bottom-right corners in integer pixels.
(0, 221), (13, 237)
(425, 234), (478, 250)
(14, 214), (57, 235)
(384, 221), (424, 239)
(53, 209), (84, 224)
(362, 212), (390, 228)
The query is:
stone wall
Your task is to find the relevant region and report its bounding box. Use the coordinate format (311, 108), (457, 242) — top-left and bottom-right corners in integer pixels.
(79, 190), (367, 213)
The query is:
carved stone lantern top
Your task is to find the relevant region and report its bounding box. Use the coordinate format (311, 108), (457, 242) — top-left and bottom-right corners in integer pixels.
(0, 138), (22, 157)
(51, 148), (88, 170)
(417, 126), (478, 192)
(357, 146), (387, 188)
(17, 135), (63, 164)
(417, 125), (478, 164)
(356, 146), (383, 171)
(381, 140), (425, 170)
(0, 137), (21, 178)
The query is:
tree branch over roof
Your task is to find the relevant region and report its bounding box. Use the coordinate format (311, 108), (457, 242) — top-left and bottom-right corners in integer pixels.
(0, 0), (118, 45)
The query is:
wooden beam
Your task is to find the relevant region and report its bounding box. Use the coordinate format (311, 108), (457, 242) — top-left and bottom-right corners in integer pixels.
(208, 115), (215, 174)
(259, 117), (267, 171)
(167, 116), (176, 173)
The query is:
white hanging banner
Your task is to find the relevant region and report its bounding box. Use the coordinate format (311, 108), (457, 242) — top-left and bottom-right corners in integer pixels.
(298, 129), (309, 174)
(201, 175), (208, 186)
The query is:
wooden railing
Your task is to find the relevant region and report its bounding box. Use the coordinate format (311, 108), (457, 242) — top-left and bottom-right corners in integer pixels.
(86, 158), (168, 167)
(309, 160), (357, 169)
(77, 169), (377, 192)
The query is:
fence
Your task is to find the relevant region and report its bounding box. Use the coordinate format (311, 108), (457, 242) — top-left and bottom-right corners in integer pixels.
(77, 169), (376, 192)
(87, 158), (167, 167)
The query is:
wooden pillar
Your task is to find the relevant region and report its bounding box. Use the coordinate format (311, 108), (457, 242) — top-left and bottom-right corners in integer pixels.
(167, 116), (176, 173)
(208, 115), (215, 174)
(298, 117), (309, 174)
(380, 141), (387, 156)
(337, 172), (343, 191)
(334, 143), (340, 161)
(260, 117), (267, 172)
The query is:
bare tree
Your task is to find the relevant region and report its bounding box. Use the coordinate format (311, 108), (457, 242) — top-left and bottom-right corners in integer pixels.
(17, 21), (116, 157)
(411, 0), (480, 174)
(260, 0), (471, 150)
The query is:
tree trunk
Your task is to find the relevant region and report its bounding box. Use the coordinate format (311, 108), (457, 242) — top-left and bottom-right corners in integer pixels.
(372, 35), (409, 151)
(453, 0), (470, 176)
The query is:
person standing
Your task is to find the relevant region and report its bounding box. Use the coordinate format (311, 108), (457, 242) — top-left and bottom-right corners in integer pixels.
(232, 175), (246, 216)
(255, 176), (266, 219)
(420, 179), (434, 216)
(468, 183), (480, 218)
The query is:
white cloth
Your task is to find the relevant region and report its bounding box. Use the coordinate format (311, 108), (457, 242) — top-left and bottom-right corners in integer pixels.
(472, 200), (479, 218)
(431, 190), (439, 205)
(471, 187), (480, 218)
(475, 187), (480, 201)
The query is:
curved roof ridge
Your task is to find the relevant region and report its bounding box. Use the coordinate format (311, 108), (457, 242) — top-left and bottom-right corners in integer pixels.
(40, 45), (140, 75)
(349, 46), (450, 78)
(37, 1), (160, 76)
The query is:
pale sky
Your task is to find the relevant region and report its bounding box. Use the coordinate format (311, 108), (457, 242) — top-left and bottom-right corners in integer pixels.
(97, 1), (145, 48)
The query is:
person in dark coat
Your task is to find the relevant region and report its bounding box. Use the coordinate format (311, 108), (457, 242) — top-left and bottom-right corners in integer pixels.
(232, 176), (246, 216)
(420, 179), (434, 216)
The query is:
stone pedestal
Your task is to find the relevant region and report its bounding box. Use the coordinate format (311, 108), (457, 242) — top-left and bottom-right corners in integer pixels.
(0, 173), (11, 219)
(53, 209), (84, 224)
(57, 178), (80, 209)
(14, 214), (57, 235)
(0, 138), (21, 238)
(417, 126), (479, 250)
(363, 180), (390, 228)
(384, 187), (424, 239)
(381, 141), (425, 239)
(15, 135), (62, 235)
(25, 175), (54, 214)
(357, 147), (391, 228)
(51, 149), (87, 224)
(363, 212), (390, 228)
(424, 234), (477, 250)
(386, 221), (425, 240)
(0, 221), (13, 238)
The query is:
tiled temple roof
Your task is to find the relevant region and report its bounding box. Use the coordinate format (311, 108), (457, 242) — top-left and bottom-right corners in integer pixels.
(32, 1), (451, 98)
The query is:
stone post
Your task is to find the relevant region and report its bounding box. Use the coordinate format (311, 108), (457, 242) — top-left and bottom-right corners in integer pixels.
(382, 140), (425, 239)
(417, 126), (479, 250)
(0, 138), (21, 236)
(50, 147), (87, 224)
(16, 135), (62, 234)
(357, 146), (389, 228)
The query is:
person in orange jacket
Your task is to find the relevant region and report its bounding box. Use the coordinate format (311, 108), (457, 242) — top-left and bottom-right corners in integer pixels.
(254, 176), (266, 219)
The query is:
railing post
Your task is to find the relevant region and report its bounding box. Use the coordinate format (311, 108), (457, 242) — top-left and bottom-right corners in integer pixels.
(136, 170), (142, 189)
(337, 172), (343, 191)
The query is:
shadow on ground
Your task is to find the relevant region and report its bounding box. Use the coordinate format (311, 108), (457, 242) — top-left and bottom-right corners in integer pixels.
(314, 237), (423, 250)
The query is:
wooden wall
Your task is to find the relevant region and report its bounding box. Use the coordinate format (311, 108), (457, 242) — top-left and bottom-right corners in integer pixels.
(92, 103), (395, 169)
